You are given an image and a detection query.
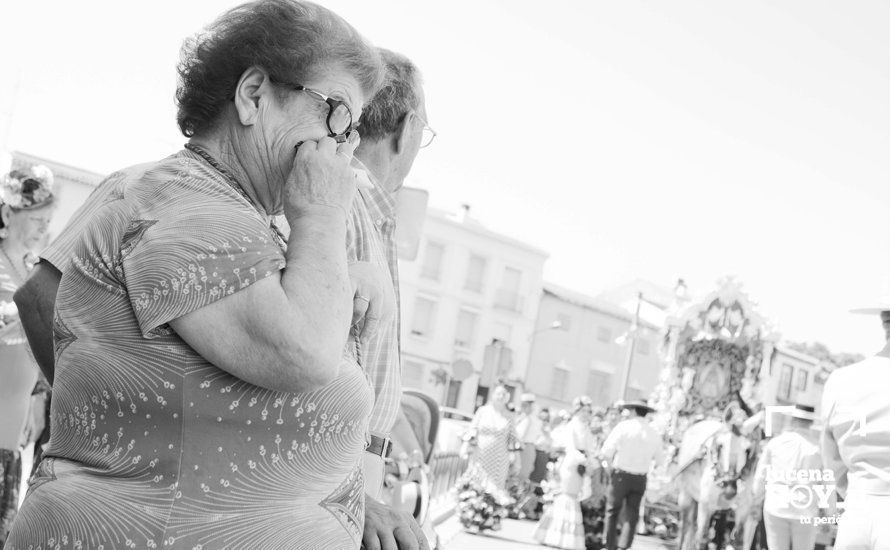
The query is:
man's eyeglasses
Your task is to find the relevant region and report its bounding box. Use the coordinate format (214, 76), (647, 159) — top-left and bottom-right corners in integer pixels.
(272, 79), (355, 142)
(415, 113), (437, 148)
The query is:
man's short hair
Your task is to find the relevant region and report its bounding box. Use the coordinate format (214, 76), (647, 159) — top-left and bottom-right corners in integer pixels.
(357, 48), (421, 141)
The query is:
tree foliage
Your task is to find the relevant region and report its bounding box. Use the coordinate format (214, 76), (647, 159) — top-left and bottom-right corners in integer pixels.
(785, 341), (864, 370)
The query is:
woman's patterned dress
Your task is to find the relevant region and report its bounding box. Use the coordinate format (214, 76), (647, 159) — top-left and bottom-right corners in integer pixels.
(7, 151), (373, 550)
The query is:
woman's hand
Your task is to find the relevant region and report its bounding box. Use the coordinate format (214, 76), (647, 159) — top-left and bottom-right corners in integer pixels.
(284, 132), (361, 222)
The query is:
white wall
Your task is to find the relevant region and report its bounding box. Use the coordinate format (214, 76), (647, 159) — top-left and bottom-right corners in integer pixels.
(526, 288), (664, 412)
(398, 209), (548, 413)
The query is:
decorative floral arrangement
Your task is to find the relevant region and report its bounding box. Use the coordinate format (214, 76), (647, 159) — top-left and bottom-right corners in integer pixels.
(455, 477), (512, 533)
(1, 164), (55, 210)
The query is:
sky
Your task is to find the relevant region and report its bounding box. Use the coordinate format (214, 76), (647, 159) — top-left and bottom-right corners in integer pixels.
(1, 0), (888, 356)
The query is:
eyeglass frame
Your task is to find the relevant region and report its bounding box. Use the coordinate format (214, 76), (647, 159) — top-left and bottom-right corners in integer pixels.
(269, 78), (356, 142)
(413, 113), (437, 148)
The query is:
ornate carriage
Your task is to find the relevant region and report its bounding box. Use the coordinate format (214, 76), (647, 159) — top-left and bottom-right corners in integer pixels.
(643, 279), (778, 548)
(649, 277), (777, 450)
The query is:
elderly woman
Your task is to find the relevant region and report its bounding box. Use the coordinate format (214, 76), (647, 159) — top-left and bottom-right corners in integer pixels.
(6, 2), (385, 549)
(0, 165), (55, 543)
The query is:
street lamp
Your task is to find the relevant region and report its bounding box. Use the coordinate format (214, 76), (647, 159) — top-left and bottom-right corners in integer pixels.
(616, 292), (644, 401)
(528, 319), (563, 341)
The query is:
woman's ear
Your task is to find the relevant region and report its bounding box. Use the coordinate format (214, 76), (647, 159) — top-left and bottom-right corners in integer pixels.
(0, 204), (11, 228)
(233, 67), (269, 126)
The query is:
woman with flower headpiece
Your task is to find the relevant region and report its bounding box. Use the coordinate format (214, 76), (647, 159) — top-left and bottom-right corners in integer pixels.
(534, 395), (596, 550)
(0, 163), (56, 543)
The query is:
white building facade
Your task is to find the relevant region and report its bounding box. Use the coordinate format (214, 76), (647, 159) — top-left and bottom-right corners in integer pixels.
(397, 208), (548, 413)
(525, 284), (665, 412)
(761, 345), (825, 411)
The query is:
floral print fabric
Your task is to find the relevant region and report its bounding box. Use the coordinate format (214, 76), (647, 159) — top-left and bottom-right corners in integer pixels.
(7, 152), (373, 550)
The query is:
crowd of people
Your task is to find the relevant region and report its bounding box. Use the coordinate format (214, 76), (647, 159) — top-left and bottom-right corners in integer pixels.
(455, 388), (664, 550)
(452, 300), (890, 550)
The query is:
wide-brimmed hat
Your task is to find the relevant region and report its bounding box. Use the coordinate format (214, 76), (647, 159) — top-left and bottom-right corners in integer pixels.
(850, 281), (890, 314)
(786, 404), (817, 421)
(617, 399), (655, 414)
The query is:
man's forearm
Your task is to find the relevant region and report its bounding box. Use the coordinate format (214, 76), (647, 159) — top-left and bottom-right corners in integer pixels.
(14, 261), (62, 385)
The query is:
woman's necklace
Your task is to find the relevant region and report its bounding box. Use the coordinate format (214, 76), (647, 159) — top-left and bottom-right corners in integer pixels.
(0, 242), (29, 283)
(184, 143), (287, 250)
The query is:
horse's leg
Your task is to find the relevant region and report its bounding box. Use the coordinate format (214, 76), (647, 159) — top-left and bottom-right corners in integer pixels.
(696, 498), (711, 550)
(678, 488), (698, 550)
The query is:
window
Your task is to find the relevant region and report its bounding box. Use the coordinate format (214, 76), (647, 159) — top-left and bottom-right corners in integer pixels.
(597, 327), (612, 343)
(410, 297), (437, 337)
(796, 369), (808, 392)
(494, 267), (522, 312)
(777, 364), (794, 400)
(464, 255), (487, 292)
(421, 242), (445, 280)
(587, 370), (611, 407)
(402, 360), (425, 389)
(556, 313), (572, 331)
(454, 309), (478, 348)
(550, 367), (570, 401)
(636, 339), (651, 356)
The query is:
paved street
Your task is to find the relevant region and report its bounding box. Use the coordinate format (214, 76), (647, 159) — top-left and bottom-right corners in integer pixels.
(437, 515), (677, 550)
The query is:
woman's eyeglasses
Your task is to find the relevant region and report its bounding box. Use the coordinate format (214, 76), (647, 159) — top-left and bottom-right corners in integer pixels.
(273, 79), (355, 142)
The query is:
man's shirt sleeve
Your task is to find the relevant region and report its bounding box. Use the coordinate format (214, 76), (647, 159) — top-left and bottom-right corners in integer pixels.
(820, 376), (848, 498)
(600, 422), (623, 461)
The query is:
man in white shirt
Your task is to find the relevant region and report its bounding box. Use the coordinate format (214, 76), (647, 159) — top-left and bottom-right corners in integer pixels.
(600, 400), (664, 550)
(753, 404), (822, 550)
(516, 393), (543, 482)
(821, 302), (890, 550)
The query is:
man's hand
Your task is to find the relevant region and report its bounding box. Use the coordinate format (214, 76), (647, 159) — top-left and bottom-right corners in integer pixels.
(349, 262), (395, 346)
(362, 496), (429, 550)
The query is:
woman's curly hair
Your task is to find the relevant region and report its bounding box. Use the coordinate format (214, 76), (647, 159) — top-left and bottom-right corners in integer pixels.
(176, 0), (384, 137)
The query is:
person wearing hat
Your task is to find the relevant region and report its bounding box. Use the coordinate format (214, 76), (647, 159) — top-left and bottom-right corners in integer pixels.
(516, 393), (543, 483)
(820, 296), (890, 550)
(752, 404), (821, 550)
(600, 399), (663, 550)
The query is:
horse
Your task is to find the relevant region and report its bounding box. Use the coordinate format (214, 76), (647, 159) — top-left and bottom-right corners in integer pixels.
(676, 406), (760, 550)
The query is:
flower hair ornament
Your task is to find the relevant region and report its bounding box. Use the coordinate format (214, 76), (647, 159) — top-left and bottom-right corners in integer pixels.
(1, 164), (55, 210)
